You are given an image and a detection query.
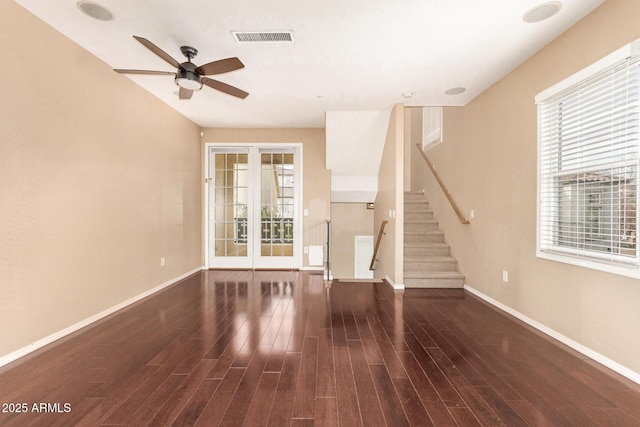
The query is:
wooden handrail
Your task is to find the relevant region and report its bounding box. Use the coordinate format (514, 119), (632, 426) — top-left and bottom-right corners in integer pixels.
(370, 220), (389, 270)
(416, 143), (470, 225)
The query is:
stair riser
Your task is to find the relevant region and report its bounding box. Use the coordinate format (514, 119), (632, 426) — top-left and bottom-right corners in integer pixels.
(405, 211), (434, 221)
(404, 261), (459, 272)
(405, 202), (427, 207)
(404, 193), (427, 201)
(405, 199), (429, 206)
(404, 246), (450, 256)
(405, 233), (444, 243)
(404, 204), (430, 212)
(404, 278), (465, 289)
(405, 222), (439, 233)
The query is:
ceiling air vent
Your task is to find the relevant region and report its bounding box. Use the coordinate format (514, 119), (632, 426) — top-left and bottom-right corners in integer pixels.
(232, 31), (294, 43)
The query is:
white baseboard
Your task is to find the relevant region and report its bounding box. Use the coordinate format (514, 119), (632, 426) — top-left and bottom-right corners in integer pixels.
(464, 284), (640, 386)
(385, 275), (405, 290)
(0, 267), (203, 369)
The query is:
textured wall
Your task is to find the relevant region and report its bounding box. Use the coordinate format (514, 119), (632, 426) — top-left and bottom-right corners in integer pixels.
(330, 203), (374, 278)
(0, 2), (202, 358)
(417, 0), (640, 376)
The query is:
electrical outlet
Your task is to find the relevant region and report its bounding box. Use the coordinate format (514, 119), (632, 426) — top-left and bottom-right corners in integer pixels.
(470, 209), (475, 219)
(160, 257), (165, 267)
(304, 246), (309, 254)
(502, 270), (509, 283)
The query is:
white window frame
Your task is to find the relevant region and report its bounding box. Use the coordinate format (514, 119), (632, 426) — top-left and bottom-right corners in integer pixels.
(422, 106), (443, 151)
(536, 38), (640, 278)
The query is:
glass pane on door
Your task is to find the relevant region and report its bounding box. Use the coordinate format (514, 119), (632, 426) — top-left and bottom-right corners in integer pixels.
(260, 151), (295, 258)
(210, 150), (249, 262)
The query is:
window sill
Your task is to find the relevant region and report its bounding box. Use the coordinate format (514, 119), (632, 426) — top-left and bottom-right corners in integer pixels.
(537, 250), (640, 279)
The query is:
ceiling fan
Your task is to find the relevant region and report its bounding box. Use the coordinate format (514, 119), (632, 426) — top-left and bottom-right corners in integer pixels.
(114, 36), (248, 100)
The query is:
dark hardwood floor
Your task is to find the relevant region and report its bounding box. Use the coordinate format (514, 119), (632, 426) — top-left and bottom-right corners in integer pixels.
(1, 270), (639, 426)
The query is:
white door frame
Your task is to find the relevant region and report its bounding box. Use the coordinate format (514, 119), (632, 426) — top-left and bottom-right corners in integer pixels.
(204, 142), (303, 270)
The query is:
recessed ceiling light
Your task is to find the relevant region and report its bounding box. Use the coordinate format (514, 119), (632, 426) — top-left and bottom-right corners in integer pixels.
(445, 87), (466, 96)
(523, 1), (562, 23)
(402, 92), (414, 99)
(77, 1), (114, 21)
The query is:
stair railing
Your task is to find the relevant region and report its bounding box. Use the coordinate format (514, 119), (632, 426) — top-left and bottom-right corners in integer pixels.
(370, 220), (389, 270)
(416, 143), (470, 225)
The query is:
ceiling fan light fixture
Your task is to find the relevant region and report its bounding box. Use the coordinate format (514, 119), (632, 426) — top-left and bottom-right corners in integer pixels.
(175, 77), (203, 90)
(175, 69), (203, 90)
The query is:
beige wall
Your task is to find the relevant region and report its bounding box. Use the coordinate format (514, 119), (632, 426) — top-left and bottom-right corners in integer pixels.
(0, 2), (202, 358)
(408, 107), (425, 192)
(374, 104), (404, 286)
(330, 203), (374, 278)
(410, 106), (464, 198)
(200, 128), (330, 268)
(417, 0), (640, 375)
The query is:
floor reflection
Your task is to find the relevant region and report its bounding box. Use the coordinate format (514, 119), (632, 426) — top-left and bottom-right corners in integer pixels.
(2, 271), (638, 426)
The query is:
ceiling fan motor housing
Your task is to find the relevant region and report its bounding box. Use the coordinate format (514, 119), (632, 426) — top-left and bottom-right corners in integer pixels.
(175, 61), (203, 90)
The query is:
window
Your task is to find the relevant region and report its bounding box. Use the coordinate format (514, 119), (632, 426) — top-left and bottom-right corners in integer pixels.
(422, 106), (443, 150)
(536, 39), (640, 276)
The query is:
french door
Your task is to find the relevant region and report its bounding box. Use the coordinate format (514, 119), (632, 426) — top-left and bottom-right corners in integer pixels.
(206, 144), (301, 269)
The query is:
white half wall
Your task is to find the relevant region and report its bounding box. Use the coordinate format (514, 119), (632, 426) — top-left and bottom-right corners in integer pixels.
(326, 110), (390, 202)
(331, 175), (378, 202)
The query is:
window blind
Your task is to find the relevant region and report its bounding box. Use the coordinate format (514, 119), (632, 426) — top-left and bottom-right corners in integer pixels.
(537, 53), (640, 269)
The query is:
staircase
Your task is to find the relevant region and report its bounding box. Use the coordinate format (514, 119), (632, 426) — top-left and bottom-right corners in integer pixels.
(404, 191), (465, 288)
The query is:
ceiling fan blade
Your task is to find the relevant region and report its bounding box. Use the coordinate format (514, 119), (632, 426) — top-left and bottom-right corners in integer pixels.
(179, 87), (194, 100)
(195, 57), (244, 76)
(114, 69), (175, 75)
(202, 77), (249, 99)
(133, 36), (181, 69)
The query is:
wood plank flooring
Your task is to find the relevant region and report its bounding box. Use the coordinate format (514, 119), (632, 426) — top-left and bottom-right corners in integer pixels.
(1, 270), (639, 426)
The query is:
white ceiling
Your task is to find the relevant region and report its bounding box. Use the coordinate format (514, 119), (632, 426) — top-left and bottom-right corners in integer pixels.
(15, 0), (604, 128)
